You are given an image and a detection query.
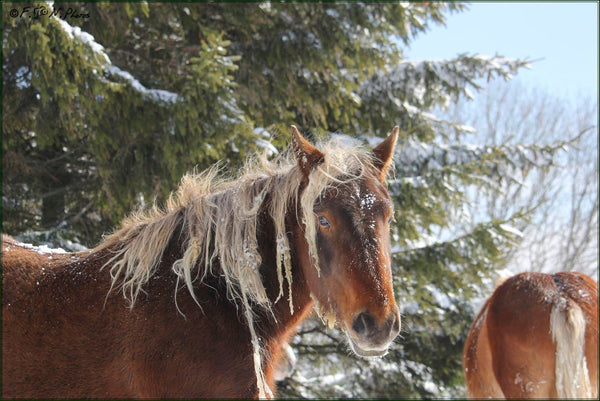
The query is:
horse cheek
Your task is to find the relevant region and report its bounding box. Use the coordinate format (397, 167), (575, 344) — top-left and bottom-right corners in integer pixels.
(316, 231), (333, 276)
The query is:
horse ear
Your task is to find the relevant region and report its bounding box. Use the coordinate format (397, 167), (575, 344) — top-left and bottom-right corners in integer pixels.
(290, 125), (325, 177)
(372, 126), (399, 181)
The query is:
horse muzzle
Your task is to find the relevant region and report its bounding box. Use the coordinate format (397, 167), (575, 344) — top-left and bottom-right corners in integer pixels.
(345, 309), (400, 358)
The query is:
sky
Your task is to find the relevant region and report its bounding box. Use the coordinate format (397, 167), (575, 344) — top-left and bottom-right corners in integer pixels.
(405, 2), (598, 101)
(404, 2), (598, 279)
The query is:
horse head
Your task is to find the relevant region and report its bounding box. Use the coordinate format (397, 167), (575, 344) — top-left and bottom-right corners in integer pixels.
(290, 126), (401, 358)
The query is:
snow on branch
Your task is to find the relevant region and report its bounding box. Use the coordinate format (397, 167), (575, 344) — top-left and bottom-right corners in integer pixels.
(356, 55), (529, 137)
(55, 19), (110, 64)
(390, 137), (562, 185)
(392, 212), (528, 270)
(53, 15), (179, 104)
(105, 65), (179, 104)
(361, 54), (531, 109)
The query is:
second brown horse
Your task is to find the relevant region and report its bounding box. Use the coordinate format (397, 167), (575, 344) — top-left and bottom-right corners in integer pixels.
(463, 271), (598, 399)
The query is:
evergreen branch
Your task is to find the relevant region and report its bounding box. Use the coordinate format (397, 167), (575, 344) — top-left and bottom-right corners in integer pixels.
(392, 208), (532, 257)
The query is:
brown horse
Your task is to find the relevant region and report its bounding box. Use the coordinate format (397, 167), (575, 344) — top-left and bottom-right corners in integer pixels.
(463, 271), (598, 399)
(2, 126), (401, 399)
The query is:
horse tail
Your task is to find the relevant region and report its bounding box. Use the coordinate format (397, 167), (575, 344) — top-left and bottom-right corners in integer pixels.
(550, 296), (592, 398)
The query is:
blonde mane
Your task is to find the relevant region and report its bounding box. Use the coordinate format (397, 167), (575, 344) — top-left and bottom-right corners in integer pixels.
(94, 137), (380, 398)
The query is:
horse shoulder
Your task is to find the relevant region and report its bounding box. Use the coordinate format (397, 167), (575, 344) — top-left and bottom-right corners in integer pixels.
(115, 266), (261, 398)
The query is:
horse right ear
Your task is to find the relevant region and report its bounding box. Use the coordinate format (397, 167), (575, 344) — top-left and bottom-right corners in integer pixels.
(371, 126), (399, 182)
(290, 125), (325, 178)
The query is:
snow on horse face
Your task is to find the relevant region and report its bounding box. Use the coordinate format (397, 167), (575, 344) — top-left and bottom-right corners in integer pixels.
(2, 126), (401, 399)
(463, 271), (598, 399)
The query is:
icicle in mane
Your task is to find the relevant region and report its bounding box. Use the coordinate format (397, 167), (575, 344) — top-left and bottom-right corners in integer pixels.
(94, 134), (378, 398)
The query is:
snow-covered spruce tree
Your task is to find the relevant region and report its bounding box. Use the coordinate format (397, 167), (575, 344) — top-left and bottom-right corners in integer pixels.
(2, 1), (256, 245)
(3, 1), (466, 246)
(2, 1), (569, 398)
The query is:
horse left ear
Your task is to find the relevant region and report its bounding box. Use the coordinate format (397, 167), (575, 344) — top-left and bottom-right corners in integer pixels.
(290, 125), (325, 178)
(372, 126), (399, 181)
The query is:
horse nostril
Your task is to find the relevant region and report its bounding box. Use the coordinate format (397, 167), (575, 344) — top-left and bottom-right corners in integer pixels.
(389, 312), (400, 336)
(352, 312), (376, 338)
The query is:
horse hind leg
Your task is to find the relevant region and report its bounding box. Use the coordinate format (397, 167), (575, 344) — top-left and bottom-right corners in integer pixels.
(550, 297), (592, 398)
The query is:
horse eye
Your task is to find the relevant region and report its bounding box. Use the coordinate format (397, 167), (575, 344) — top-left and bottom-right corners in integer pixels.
(318, 216), (331, 228)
